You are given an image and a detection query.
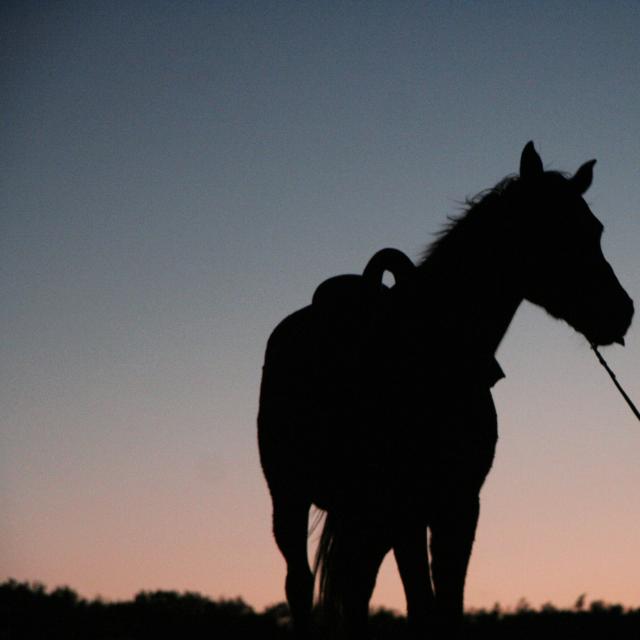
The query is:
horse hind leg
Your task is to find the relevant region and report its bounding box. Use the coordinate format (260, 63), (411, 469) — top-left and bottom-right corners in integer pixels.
(317, 513), (390, 639)
(272, 497), (314, 639)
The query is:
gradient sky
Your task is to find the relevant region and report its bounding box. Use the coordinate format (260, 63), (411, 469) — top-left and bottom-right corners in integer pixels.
(2, 1), (640, 612)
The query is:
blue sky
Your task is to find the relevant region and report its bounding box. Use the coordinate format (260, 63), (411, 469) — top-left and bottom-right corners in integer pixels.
(2, 1), (640, 609)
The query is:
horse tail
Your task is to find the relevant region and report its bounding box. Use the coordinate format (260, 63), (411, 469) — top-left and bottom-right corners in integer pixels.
(314, 510), (342, 625)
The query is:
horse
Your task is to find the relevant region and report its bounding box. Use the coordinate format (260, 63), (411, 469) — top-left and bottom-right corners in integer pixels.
(257, 142), (634, 638)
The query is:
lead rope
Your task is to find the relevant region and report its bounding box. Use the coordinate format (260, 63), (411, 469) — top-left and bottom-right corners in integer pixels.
(591, 344), (640, 422)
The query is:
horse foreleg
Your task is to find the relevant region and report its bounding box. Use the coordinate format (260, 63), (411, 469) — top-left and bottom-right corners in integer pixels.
(393, 524), (435, 637)
(430, 496), (480, 636)
(272, 498), (314, 639)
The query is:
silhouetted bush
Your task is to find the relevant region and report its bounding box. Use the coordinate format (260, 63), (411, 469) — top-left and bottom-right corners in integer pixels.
(2, 579), (639, 639)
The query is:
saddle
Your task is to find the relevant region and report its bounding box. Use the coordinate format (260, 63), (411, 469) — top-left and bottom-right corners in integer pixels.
(311, 248), (505, 389)
(311, 247), (413, 323)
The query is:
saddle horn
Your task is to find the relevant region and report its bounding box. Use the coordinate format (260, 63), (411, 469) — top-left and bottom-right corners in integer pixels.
(363, 248), (415, 288)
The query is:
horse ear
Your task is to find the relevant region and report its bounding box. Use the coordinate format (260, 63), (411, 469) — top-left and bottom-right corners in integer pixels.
(520, 141), (543, 180)
(571, 159), (596, 194)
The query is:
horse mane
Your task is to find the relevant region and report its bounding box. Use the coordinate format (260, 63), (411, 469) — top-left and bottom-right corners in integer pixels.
(420, 170), (572, 269)
(419, 175), (519, 268)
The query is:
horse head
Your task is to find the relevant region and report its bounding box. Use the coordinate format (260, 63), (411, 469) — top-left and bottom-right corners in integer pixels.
(513, 142), (634, 346)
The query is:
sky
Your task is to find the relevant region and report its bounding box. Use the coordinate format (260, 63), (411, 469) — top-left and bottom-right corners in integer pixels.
(2, 0), (640, 613)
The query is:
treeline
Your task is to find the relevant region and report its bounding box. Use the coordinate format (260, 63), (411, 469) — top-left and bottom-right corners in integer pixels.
(2, 579), (639, 639)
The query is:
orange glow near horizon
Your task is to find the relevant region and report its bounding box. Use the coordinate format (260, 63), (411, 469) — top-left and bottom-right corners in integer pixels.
(5, 341), (640, 613)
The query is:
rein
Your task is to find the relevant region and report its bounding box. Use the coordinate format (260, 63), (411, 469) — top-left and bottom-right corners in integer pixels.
(591, 344), (640, 422)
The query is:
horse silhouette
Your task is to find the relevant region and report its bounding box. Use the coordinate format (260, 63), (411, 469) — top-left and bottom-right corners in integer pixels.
(257, 142), (634, 639)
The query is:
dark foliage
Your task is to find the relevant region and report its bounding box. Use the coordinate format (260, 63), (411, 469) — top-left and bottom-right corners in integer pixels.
(1, 580), (285, 640)
(2, 580), (639, 639)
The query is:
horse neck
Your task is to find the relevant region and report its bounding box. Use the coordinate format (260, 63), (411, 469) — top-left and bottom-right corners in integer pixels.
(412, 224), (522, 358)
